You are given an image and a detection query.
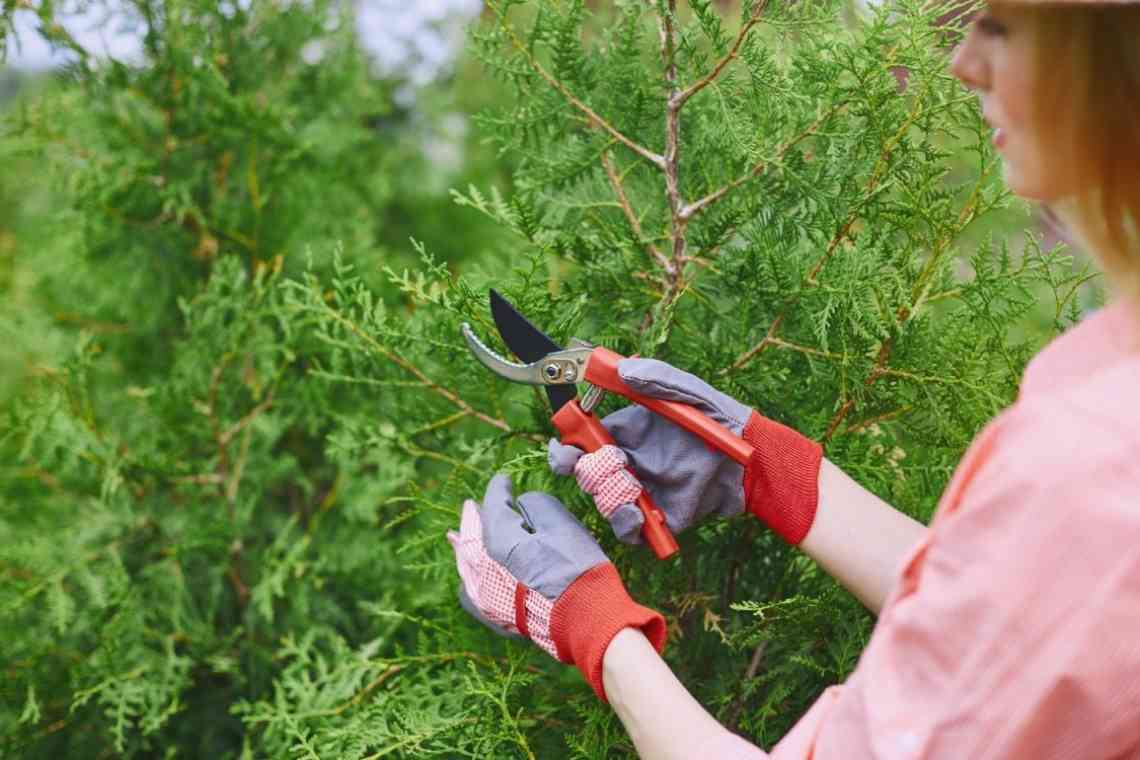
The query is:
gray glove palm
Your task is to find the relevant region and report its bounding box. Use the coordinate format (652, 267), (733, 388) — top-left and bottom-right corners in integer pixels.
(548, 358), (752, 543)
(453, 474), (608, 639)
(449, 474), (668, 700)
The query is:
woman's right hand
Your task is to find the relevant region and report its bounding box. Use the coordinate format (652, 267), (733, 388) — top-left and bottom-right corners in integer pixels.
(547, 358), (823, 546)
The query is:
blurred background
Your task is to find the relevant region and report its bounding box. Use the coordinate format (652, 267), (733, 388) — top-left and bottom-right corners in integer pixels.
(0, 0), (522, 402)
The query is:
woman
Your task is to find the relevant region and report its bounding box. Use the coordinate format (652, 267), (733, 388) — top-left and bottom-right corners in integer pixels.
(448, 1), (1140, 757)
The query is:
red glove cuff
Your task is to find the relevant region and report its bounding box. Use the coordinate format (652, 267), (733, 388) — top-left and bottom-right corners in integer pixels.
(741, 411), (823, 545)
(550, 563), (667, 702)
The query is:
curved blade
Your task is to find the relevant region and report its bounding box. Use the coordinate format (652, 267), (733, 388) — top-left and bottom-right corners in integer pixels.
(462, 324), (546, 384)
(489, 289), (576, 412)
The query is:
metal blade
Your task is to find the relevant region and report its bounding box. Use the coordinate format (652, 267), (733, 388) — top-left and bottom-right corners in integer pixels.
(489, 289), (577, 412)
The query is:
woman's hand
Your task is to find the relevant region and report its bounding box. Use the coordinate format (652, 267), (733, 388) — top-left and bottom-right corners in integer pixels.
(448, 474), (667, 700)
(548, 357), (823, 546)
(548, 358), (926, 613)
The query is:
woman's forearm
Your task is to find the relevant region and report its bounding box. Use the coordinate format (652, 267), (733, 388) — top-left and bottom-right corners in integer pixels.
(799, 458), (927, 614)
(601, 462), (923, 758)
(603, 627), (763, 759)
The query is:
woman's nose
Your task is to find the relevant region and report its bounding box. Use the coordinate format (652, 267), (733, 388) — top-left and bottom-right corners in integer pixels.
(950, 34), (988, 93)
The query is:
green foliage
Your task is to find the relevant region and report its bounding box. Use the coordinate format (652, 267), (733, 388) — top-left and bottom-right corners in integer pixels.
(1, 0), (1101, 757)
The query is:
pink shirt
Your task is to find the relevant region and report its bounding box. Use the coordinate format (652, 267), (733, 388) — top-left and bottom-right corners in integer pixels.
(711, 301), (1140, 759)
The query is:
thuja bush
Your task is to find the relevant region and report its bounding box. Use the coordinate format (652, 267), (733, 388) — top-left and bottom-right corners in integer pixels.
(1, 0), (1099, 757)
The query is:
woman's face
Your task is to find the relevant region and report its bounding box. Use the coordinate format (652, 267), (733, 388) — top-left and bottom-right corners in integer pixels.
(951, 5), (1068, 201)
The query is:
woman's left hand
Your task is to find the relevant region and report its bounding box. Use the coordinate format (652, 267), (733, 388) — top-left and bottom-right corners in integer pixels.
(448, 474), (668, 701)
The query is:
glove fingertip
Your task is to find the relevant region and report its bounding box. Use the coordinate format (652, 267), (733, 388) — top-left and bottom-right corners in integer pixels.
(548, 437), (584, 476)
(610, 503), (646, 545)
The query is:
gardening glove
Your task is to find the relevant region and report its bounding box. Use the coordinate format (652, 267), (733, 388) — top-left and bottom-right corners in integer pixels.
(447, 473), (667, 701)
(548, 358), (822, 546)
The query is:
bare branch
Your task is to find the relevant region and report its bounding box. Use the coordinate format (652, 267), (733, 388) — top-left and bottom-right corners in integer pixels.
(674, 0), (769, 111)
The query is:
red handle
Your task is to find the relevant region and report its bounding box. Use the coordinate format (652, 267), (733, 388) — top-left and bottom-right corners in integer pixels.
(551, 400), (679, 560)
(584, 347), (754, 466)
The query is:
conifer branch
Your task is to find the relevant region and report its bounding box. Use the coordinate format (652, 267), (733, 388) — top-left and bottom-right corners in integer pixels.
(674, 0), (769, 111)
(601, 150), (671, 272)
(728, 90), (932, 372)
(680, 103), (843, 222)
(318, 304), (513, 434)
(823, 339), (892, 442)
(645, 12), (842, 337)
(490, 3), (665, 170)
(822, 171), (991, 440)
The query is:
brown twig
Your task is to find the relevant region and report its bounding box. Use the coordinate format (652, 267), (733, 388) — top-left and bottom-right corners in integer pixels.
(845, 404), (915, 434)
(823, 337), (894, 441)
(727, 314), (784, 371)
(326, 666), (403, 716)
(724, 641), (768, 731)
(218, 389), (274, 447)
(765, 336), (844, 360)
(225, 418), (256, 503)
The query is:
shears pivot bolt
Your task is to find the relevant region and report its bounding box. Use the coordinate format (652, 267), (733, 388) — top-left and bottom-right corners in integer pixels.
(542, 361), (577, 382)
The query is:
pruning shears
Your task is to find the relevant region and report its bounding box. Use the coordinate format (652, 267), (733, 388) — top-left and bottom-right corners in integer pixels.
(461, 290), (755, 560)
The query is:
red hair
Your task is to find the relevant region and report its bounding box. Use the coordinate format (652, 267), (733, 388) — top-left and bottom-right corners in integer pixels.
(1024, 4), (1140, 309)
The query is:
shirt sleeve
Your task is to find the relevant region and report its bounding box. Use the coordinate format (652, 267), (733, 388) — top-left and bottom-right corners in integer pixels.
(798, 412), (1140, 759)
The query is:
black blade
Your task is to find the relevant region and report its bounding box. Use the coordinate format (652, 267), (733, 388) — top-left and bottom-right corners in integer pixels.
(489, 289), (577, 413)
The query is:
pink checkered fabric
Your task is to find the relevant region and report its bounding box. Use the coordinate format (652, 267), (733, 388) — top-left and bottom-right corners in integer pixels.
(573, 445), (644, 519)
(447, 499), (557, 658)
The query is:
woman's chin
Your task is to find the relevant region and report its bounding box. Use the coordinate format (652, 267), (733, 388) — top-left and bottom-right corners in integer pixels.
(1003, 162), (1058, 203)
